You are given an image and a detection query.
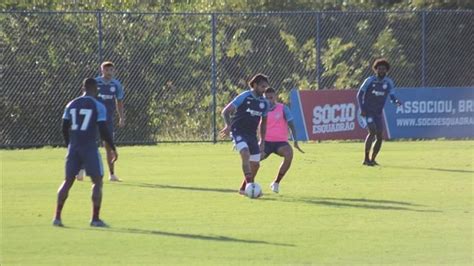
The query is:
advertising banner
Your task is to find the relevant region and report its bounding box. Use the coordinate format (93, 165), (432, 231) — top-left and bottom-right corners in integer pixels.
(290, 88), (474, 140)
(384, 88), (474, 139)
(289, 89), (370, 141)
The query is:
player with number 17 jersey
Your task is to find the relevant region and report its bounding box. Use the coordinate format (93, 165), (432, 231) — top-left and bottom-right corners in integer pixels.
(62, 95), (107, 177)
(54, 78), (117, 228)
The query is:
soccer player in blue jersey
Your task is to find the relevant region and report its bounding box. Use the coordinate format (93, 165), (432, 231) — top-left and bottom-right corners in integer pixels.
(76, 62), (124, 181)
(95, 61), (125, 181)
(220, 73), (270, 196)
(53, 78), (118, 227)
(357, 59), (402, 166)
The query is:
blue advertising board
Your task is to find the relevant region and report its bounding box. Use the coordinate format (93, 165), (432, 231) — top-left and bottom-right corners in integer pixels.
(383, 88), (474, 139)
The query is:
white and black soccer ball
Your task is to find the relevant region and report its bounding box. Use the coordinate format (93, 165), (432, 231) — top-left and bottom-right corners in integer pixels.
(245, 183), (262, 199)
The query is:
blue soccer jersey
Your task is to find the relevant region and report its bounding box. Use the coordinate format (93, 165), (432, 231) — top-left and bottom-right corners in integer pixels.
(62, 96), (107, 149)
(357, 76), (396, 115)
(96, 76), (124, 121)
(230, 90), (269, 135)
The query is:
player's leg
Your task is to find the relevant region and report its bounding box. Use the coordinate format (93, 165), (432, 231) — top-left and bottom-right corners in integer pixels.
(364, 132), (375, 164)
(239, 153), (261, 192)
(104, 120), (120, 181)
(260, 141), (273, 161)
(248, 157), (261, 197)
(85, 149), (107, 227)
(247, 135), (262, 197)
(248, 149), (262, 190)
(54, 149), (80, 226)
(90, 176), (106, 226)
(76, 168), (85, 181)
(249, 160), (260, 182)
(253, 142), (273, 192)
(238, 179), (247, 195)
(370, 116), (384, 165)
(55, 177), (76, 226)
(363, 116), (377, 166)
(271, 142), (293, 193)
(232, 133), (253, 194)
(247, 134), (262, 181)
(238, 147), (253, 194)
(104, 141), (119, 181)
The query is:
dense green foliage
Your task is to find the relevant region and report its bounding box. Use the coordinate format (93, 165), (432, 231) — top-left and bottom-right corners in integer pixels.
(1, 141), (473, 264)
(1, 2), (472, 145)
(2, 0), (473, 12)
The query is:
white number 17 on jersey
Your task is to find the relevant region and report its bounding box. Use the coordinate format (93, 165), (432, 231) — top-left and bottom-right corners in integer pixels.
(69, 108), (92, 131)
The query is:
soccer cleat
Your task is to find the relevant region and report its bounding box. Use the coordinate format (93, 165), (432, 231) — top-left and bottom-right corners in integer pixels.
(270, 182), (280, 193)
(109, 174), (121, 182)
(239, 190), (246, 196)
(363, 160), (374, 166)
(371, 160), (380, 166)
(52, 218), (64, 227)
(90, 219), (108, 227)
(76, 169), (85, 181)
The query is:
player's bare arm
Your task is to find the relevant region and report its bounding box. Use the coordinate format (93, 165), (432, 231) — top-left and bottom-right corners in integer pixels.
(288, 120), (304, 153)
(220, 103), (236, 137)
(259, 116), (267, 151)
(357, 89), (367, 117)
(116, 99), (125, 127)
(62, 119), (71, 146)
(390, 94), (402, 106)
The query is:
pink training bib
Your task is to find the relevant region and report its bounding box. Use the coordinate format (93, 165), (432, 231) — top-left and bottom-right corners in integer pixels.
(265, 103), (289, 142)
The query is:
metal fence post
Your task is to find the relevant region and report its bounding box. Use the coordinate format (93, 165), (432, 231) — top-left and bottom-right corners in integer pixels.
(316, 12), (322, 90)
(421, 10), (426, 87)
(211, 13), (218, 143)
(97, 10), (103, 64)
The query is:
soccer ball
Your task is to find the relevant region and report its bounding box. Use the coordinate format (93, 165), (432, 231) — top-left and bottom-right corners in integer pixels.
(245, 183), (262, 199)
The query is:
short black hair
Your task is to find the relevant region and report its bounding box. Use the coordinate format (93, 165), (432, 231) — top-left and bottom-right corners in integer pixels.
(83, 78), (97, 91)
(264, 87), (276, 94)
(372, 58), (390, 71)
(248, 73), (269, 88)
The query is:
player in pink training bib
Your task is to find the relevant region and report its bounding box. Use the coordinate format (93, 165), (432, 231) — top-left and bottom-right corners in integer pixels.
(261, 87), (304, 193)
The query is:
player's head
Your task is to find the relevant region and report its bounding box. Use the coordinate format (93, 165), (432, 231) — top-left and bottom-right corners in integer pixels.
(248, 73), (269, 96)
(82, 78), (98, 97)
(263, 87), (277, 105)
(100, 61), (115, 80)
(372, 58), (390, 78)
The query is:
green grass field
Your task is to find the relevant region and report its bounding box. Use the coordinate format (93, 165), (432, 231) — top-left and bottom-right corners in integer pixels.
(1, 141), (473, 265)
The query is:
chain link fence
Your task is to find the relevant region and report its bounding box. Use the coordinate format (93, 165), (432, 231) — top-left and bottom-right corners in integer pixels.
(1, 10), (473, 147)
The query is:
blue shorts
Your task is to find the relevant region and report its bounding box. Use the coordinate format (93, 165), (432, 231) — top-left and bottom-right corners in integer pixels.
(231, 130), (260, 156)
(264, 141), (290, 156)
(66, 147), (104, 178)
(366, 114), (384, 133)
(96, 119), (114, 145)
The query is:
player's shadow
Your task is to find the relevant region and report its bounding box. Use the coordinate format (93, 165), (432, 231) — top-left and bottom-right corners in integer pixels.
(121, 183), (439, 212)
(312, 197), (425, 206)
(300, 198), (439, 212)
(264, 196), (441, 213)
(384, 165), (474, 174)
(83, 227), (294, 247)
(121, 183), (237, 194)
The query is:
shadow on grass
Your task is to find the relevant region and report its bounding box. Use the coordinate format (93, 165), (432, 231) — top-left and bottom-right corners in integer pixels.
(384, 165), (473, 174)
(120, 183), (237, 194)
(260, 196), (440, 213)
(66, 226), (295, 247)
(312, 197), (425, 206)
(121, 182), (440, 213)
(296, 198), (440, 213)
(240, 195), (440, 212)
